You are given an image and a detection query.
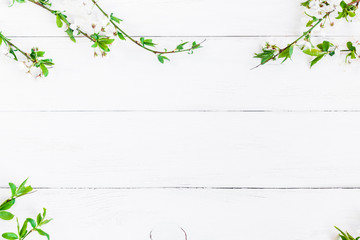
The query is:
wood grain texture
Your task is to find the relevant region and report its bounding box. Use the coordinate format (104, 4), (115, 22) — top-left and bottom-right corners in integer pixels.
(1, 0), (360, 238)
(2, 37), (360, 111)
(1, 0), (359, 36)
(0, 112), (360, 188)
(0, 0), (300, 36)
(2, 189), (360, 240)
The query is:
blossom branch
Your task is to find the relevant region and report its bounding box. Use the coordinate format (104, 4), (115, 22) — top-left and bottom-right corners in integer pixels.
(253, 0), (360, 68)
(91, 0), (204, 56)
(26, 0), (95, 43)
(0, 32), (53, 77)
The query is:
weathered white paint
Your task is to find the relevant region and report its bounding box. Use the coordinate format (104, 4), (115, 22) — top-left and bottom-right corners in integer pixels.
(2, 189), (360, 240)
(1, 37), (360, 111)
(0, 0), (359, 239)
(0, 112), (359, 188)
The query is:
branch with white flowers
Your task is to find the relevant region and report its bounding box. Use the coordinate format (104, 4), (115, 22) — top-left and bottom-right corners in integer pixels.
(4, 0), (204, 77)
(254, 0), (360, 68)
(0, 31), (54, 77)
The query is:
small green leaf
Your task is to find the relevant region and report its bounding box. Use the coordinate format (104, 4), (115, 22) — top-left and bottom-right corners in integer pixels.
(303, 48), (323, 56)
(310, 53), (326, 68)
(110, 13), (122, 24)
(278, 45), (294, 63)
(0, 211), (14, 220)
(37, 213), (43, 225)
(176, 42), (188, 51)
(9, 183), (16, 197)
(39, 64), (49, 77)
(0, 199), (15, 211)
(19, 220), (28, 238)
(35, 229), (50, 240)
(2, 233), (18, 240)
(56, 14), (63, 28)
(117, 31), (125, 40)
(65, 28), (76, 43)
(26, 218), (36, 228)
(157, 54), (170, 64)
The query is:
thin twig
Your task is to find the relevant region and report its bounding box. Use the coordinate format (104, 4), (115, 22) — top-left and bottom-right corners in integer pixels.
(91, 0), (203, 55)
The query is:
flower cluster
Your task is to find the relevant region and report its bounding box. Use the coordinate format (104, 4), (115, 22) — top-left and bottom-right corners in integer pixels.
(0, 32), (53, 78)
(2, 0), (204, 77)
(253, 0), (360, 68)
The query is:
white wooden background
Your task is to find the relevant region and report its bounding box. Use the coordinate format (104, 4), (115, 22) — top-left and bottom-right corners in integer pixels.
(2, 0), (360, 239)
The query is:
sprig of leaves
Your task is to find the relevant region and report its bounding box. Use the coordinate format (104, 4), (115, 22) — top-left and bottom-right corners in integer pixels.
(1, 179), (52, 240)
(0, 179), (33, 221)
(0, 32), (53, 77)
(341, 41), (358, 62)
(336, 1), (357, 21)
(2, 208), (52, 240)
(335, 227), (360, 240)
(253, 0), (360, 68)
(11, 0), (204, 67)
(303, 40), (336, 67)
(90, 0), (204, 63)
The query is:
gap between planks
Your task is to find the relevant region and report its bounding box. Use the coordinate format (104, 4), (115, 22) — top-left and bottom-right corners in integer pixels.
(1, 187), (360, 190)
(0, 110), (360, 113)
(7, 35), (360, 38)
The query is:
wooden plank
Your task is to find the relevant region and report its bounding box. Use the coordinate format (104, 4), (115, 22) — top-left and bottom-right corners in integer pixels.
(1, 189), (359, 240)
(0, 112), (360, 188)
(1, 37), (360, 111)
(0, 0), (300, 36)
(1, 0), (358, 36)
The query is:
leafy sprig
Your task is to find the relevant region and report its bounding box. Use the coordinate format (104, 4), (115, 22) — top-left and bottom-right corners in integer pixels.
(253, 0), (360, 68)
(0, 32), (53, 77)
(90, 0), (205, 63)
(1, 179), (52, 240)
(11, 0), (204, 66)
(335, 227), (360, 240)
(0, 179), (33, 221)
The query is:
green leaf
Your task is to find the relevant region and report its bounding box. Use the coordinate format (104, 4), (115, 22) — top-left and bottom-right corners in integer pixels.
(278, 45), (294, 63)
(0, 211), (14, 220)
(310, 53), (326, 68)
(0, 199), (15, 211)
(1, 233), (18, 240)
(9, 183), (16, 197)
(117, 31), (125, 40)
(301, 0), (311, 8)
(99, 38), (115, 45)
(254, 49), (275, 65)
(40, 219), (53, 226)
(303, 48), (323, 56)
(340, 0), (347, 8)
(140, 37), (156, 47)
(42, 208), (47, 218)
(9, 48), (18, 61)
(16, 186), (33, 197)
(347, 41), (356, 51)
(110, 13), (122, 24)
(192, 41), (202, 50)
(17, 179), (28, 193)
(56, 14), (63, 28)
(35, 229), (50, 240)
(157, 54), (170, 64)
(19, 220), (28, 238)
(37, 213), (43, 225)
(176, 42), (188, 51)
(65, 28), (76, 43)
(322, 41), (330, 52)
(39, 64), (49, 77)
(26, 218), (36, 228)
